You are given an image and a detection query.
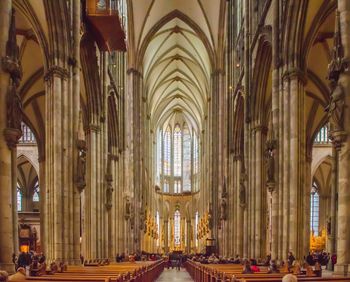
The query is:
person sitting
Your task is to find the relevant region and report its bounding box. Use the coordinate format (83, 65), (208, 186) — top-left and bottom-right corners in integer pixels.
(208, 253), (217, 264)
(242, 260), (253, 274)
(305, 264), (314, 277)
(288, 252), (296, 268)
(9, 267), (25, 281)
(306, 252), (314, 266)
(291, 260), (301, 275)
(0, 271), (8, 282)
(250, 259), (260, 272)
(282, 274), (298, 282)
(314, 260), (322, 277)
(268, 260), (280, 273)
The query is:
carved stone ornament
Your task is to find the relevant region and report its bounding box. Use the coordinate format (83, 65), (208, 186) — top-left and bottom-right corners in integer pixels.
(327, 10), (348, 149)
(2, 9), (23, 148)
(124, 197), (131, 220)
(239, 172), (247, 208)
(265, 139), (277, 185)
(76, 140), (87, 192)
(220, 178), (228, 221)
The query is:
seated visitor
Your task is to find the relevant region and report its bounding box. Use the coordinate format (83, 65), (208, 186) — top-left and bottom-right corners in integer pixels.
(282, 274), (298, 282)
(9, 267), (25, 281)
(268, 260), (280, 273)
(291, 260), (301, 275)
(306, 252), (314, 266)
(0, 271), (8, 282)
(314, 260), (322, 277)
(208, 253), (217, 264)
(242, 260), (253, 274)
(288, 252), (295, 267)
(250, 259), (260, 272)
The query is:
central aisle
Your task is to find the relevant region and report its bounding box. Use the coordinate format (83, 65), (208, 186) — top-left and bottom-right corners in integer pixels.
(156, 268), (194, 282)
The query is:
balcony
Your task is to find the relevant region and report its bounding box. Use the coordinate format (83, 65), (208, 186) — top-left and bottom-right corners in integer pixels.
(86, 0), (126, 52)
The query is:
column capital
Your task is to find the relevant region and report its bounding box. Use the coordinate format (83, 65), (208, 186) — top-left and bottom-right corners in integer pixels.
(3, 128), (21, 149)
(282, 67), (307, 85)
(127, 68), (142, 76)
(44, 65), (69, 81)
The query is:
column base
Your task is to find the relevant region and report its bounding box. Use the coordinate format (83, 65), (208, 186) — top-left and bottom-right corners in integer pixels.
(334, 264), (350, 276)
(0, 262), (15, 274)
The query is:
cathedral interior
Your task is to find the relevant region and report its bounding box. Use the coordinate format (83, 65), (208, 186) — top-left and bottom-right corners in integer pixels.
(1, 0), (350, 281)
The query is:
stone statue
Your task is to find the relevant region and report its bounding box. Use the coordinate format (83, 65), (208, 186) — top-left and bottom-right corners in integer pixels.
(76, 148), (86, 191)
(265, 140), (277, 184)
(239, 173), (246, 207)
(327, 218), (331, 235)
(208, 203), (213, 229)
(220, 197), (227, 221)
(125, 197), (131, 220)
(105, 182), (113, 210)
(6, 85), (22, 130)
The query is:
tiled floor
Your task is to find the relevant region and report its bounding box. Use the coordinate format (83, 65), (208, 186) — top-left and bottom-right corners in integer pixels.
(156, 268), (194, 281)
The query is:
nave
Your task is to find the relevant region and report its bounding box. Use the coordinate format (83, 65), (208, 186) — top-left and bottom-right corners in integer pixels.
(2, 0), (350, 281)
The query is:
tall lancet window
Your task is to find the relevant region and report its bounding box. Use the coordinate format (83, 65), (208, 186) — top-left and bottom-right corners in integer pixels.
(193, 132), (199, 174)
(17, 185), (22, 212)
(310, 182), (320, 236)
(173, 124), (182, 177)
(156, 130), (162, 183)
(174, 210), (181, 246)
(195, 211), (199, 247)
(163, 126), (171, 175)
(183, 124), (191, 191)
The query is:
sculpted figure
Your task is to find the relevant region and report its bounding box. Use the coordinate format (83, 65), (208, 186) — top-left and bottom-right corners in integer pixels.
(220, 197), (227, 221)
(76, 149), (86, 190)
(125, 197), (131, 219)
(239, 174), (246, 207)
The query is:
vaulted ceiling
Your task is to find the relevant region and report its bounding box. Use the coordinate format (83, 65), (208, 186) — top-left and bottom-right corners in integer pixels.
(129, 0), (226, 132)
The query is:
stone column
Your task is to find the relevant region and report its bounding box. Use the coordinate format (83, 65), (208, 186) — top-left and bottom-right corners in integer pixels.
(334, 1), (350, 275)
(38, 158), (46, 255)
(0, 0), (17, 273)
(164, 220), (169, 253)
(271, 0), (280, 260)
(186, 220), (191, 253)
(11, 146), (19, 254)
(328, 146), (338, 268)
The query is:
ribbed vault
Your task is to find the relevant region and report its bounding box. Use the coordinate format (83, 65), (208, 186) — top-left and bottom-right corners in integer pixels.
(144, 17), (211, 133)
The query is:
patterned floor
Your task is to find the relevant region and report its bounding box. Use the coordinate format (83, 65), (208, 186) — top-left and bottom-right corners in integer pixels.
(156, 268), (194, 282)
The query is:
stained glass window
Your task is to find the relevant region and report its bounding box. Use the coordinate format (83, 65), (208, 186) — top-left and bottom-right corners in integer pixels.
(164, 179), (169, 193)
(174, 210), (181, 246)
(195, 211), (199, 247)
(157, 130), (162, 182)
(174, 180), (181, 194)
(163, 126), (171, 175)
(17, 184), (22, 212)
(183, 124), (191, 191)
(314, 124), (330, 144)
(174, 124), (182, 177)
(193, 132), (199, 174)
(33, 181), (39, 202)
(310, 182), (320, 236)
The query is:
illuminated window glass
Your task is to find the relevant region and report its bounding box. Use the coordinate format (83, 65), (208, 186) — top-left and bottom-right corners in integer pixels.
(163, 179), (169, 193)
(157, 130), (162, 182)
(163, 126), (171, 175)
(193, 132), (199, 174)
(314, 124), (330, 144)
(174, 180), (181, 194)
(195, 211), (199, 247)
(174, 210), (181, 246)
(174, 124), (182, 177)
(183, 124), (191, 191)
(33, 181), (39, 202)
(17, 184), (22, 212)
(310, 182), (320, 236)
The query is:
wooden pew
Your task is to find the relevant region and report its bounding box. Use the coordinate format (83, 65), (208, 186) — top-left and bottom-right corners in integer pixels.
(184, 260), (350, 282)
(9, 260), (165, 282)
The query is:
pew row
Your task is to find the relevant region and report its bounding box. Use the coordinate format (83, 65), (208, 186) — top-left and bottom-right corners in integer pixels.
(9, 260), (165, 282)
(184, 260), (350, 282)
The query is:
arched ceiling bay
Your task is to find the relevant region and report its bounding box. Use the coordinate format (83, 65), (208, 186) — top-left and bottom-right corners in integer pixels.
(129, 0), (224, 132)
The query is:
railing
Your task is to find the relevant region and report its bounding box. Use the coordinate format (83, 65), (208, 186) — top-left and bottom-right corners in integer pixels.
(314, 125), (331, 145)
(87, 0), (126, 32)
(19, 122), (36, 144)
